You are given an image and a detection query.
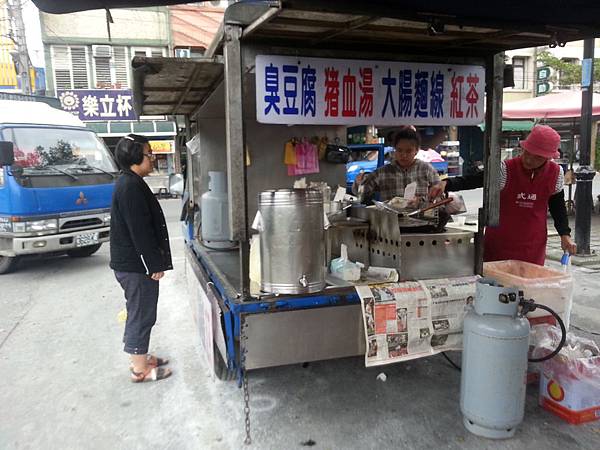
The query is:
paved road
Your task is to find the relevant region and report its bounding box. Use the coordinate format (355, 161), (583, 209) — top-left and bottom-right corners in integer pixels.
(1, 199), (600, 450)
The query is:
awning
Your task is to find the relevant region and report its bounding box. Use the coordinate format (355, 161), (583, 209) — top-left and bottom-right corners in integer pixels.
(85, 120), (177, 137)
(169, 5), (224, 50)
(131, 56), (223, 116)
(479, 120), (535, 132)
(502, 91), (600, 119)
(33, 1), (600, 57)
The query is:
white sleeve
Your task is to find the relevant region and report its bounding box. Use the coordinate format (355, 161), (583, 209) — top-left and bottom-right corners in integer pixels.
(554, 165), (564, 194)
(499, 160), (507, 190)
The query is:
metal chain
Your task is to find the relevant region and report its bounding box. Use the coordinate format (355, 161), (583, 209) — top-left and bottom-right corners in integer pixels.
(241, 318), (251, 445)
(243, 366), (251, 445)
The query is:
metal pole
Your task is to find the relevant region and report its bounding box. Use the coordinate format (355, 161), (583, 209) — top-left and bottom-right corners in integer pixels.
(7, 0), (33, 95)
(477, 52), (504, 274)
(575, 38), (597, 255)
(223, 24), (250, 298)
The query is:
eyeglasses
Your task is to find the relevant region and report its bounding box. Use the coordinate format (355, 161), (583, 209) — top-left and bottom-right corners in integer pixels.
(395, 148), (417, 155)
(143, 153), (155, 161)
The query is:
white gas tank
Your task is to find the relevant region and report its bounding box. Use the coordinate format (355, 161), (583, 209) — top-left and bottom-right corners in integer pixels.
(201, 171), (234, 248)
(460, 278), (530, 439)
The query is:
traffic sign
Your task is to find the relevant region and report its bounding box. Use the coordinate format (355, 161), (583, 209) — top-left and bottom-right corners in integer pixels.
(537, 66), (552, 81)
(536, 81), (553, 95)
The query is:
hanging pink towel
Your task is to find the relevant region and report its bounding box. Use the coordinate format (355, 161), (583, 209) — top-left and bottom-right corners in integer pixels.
(287, 140), (320, 176)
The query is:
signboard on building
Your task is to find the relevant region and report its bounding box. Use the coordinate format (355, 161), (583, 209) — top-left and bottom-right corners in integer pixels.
(57, 89), (137, 121)
(255, 55), (485, 126)
(149, 140), (175, 154)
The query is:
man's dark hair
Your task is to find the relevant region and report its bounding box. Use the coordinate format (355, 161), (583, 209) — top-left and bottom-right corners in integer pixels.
(393, 126), (420, 149)
(115, 134), (150, 170)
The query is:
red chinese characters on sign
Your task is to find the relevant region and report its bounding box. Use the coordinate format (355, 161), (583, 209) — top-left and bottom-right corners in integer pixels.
(359, 67), (374, 117)
(466, 73), (480, 118)
(450, 73), (464, 119)
(324, 67), (340, 117)
(342, 69), (357, 117)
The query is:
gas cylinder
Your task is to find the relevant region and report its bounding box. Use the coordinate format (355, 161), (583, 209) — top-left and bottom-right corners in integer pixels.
(460, 278), (530, 439)
(201, 171), (235, 248)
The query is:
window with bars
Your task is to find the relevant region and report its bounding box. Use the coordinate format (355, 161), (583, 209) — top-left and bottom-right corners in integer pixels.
(512, 56), (527, 90)
(52, 45), (166, 91)
(93, 46), (130, 88)
(51, 45), (90, 91)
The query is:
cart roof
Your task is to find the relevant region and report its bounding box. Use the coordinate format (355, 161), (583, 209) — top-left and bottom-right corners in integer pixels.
(110, 0), (600, 116)
(131, 56), (223, 116)
(33, 0), (600, 48)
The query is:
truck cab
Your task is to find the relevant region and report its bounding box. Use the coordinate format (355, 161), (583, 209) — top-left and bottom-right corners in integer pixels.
(0, 100), (118, 273)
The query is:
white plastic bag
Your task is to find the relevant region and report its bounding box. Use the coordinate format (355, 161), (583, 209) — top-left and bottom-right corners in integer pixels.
(330, 244), (362, 281)
(445, 192), (467, 215)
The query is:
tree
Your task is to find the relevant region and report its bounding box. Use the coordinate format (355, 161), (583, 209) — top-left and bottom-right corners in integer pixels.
(36, 140), (82, 166)
(537, 50), (600, 89)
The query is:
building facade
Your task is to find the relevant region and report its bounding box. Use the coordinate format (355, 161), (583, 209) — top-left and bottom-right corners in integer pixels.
(40, 7), (179, 192)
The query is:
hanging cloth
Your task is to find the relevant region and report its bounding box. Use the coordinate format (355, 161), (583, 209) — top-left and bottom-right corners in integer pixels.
(284, 140), (297, 165)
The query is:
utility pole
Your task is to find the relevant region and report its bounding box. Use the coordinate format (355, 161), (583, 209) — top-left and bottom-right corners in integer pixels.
(6, 0), (33, 95)
(575, 38), (597, 255)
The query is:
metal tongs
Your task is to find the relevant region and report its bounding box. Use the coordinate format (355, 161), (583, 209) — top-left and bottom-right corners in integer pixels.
(402, 197), (453, 217)
(373, 197), (453, 217)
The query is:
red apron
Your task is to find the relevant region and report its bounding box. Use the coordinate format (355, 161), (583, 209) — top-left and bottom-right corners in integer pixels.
(484, 156), (559, 265)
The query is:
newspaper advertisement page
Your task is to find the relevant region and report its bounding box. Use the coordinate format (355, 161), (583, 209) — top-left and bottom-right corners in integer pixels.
(356, 276), (479, 367)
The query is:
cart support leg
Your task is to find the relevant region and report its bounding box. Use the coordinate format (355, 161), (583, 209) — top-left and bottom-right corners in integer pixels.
(482, 52), (504, 228)
(224, 23), (251, 297)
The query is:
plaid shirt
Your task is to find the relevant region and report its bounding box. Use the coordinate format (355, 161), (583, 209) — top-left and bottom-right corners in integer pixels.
(353, 159), (440, 201)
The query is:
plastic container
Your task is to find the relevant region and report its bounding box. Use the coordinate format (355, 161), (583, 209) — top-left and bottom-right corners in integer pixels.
(535, 326), (600, 424)
(249, 234), (261, 296)
(483, 260), (573, 329)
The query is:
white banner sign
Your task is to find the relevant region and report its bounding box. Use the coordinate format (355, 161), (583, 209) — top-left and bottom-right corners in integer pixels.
(255, 55), (485, 126)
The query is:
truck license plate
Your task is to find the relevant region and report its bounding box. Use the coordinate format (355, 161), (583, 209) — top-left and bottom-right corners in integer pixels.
(75, 232), (99, 247)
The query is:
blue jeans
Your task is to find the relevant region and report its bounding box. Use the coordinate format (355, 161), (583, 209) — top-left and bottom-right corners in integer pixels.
(114, 271), (159, 355)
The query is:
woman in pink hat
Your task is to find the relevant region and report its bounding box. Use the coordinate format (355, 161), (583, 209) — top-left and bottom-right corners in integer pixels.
(432, 125), (577, 265)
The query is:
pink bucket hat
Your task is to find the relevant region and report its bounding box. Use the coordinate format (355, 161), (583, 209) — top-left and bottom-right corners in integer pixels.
(520, 125), (561, 159)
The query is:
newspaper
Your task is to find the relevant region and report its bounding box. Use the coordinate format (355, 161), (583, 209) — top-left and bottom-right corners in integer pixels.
(356, 276), (479, 367)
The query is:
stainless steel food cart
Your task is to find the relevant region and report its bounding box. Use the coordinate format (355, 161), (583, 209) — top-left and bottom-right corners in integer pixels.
(128, 0), (598, 381)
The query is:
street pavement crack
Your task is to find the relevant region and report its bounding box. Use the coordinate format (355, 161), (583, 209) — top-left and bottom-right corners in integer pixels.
(0, 299), (36, 351)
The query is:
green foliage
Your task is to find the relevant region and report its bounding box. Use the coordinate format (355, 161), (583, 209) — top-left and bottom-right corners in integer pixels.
(36, 140), (82, 166)
(536, 50), (600, 87)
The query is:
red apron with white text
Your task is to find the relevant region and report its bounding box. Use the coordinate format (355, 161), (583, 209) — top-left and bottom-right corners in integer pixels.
(484, 157), (559, 265)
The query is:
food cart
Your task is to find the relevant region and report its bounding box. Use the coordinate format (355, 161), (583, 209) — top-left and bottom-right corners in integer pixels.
(126, 0), (600, 383)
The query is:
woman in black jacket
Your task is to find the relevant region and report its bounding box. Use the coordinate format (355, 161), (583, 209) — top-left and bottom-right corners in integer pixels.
(110, 134), (173, 382)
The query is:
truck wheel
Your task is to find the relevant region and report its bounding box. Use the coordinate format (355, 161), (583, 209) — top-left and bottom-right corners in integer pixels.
(0, 256), (19, 274)
(214, 342), (236, 381)
(67, 244), (102, 258)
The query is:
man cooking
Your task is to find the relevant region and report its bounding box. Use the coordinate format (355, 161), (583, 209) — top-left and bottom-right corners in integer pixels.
(352, 126), (441, 203)
(429, 125), (577, 265)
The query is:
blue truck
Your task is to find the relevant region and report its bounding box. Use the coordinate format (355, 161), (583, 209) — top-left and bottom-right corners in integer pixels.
(0, 100), (118, 274)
